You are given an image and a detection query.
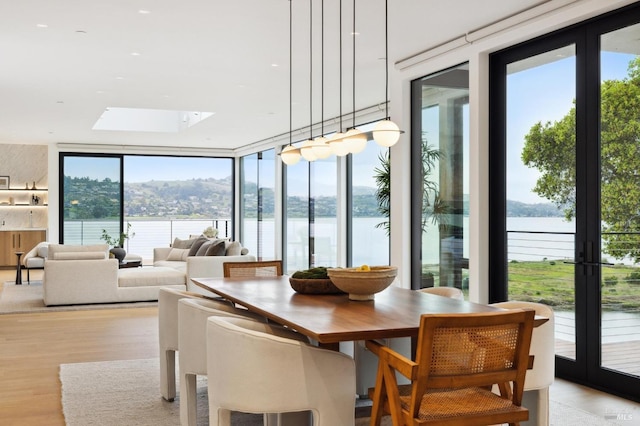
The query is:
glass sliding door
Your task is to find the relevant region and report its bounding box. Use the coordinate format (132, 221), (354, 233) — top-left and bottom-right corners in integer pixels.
(351, 131), (390, 267)
(411, 64), (470, 293)
(61, 154), (121, 245)
(240, 150), (276, 260)
(599, 22), (640, 380)
(490, 3), (640, 400)
(284, 149), (310, 273)
(505, 45), (578, 361)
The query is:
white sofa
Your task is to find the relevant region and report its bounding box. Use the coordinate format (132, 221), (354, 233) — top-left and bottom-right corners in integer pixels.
(153, 246), (255, 295)
(43, 244), (186, 306)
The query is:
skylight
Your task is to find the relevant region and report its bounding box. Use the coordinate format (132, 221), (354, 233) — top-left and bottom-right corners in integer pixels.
(92, 107), (215, 133)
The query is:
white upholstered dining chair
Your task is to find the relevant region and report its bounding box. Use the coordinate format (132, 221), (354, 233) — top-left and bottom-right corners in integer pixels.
(178, 297), (267, 426)
(419, 286), (464, 300)
(159, 287), (224, 401)
(491, 301), (555, 426)
(206, 316), (356, 426)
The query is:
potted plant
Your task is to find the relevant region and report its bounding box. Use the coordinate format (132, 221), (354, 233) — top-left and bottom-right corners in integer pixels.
(374, 135), (449, 236)
(100, 222), (135, 263)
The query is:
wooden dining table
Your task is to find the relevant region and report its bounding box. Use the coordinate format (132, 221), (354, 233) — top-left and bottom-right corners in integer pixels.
(191, 275), (510, 349)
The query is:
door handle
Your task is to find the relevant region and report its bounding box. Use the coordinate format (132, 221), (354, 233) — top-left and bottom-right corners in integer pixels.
(563, 260), (614, 266)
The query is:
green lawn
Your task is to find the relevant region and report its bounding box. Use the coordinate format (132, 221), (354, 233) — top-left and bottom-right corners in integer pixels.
(508, 260), (640, 311)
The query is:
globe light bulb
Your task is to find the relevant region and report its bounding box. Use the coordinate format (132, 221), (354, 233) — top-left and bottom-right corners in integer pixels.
(311, 136), (332, 159)
(300, 139), (318, 161)
(344, 128), (367, 154)
(281, 145), (301, 165)
(373, 119), (401, 147)
(328, 132), (350, 156)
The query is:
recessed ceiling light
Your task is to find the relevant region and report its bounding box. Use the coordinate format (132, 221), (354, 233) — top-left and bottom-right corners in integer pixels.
(115, 76), (125, 80)
(131, 52), (141, 56)
(36, 24), (48, 28)
(351, 32), (360, 36)
(271, 64), (279, 67)
(138, 9), (151, 14)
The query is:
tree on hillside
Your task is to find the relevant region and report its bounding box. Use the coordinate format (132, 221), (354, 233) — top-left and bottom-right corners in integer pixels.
(522, 57), (640, 261)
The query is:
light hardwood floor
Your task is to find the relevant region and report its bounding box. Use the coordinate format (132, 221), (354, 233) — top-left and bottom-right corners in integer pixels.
(0, 269), (638, 425)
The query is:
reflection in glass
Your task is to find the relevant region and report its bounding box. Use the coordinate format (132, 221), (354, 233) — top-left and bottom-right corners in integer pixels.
(413, 64), (469, 293)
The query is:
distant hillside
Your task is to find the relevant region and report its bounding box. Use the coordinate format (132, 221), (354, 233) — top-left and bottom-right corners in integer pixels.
(506, 200), (563, 217)
(64, 176), (563, 219)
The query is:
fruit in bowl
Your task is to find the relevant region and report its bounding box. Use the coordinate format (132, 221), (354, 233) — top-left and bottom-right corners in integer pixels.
(326, 265), (398, 301)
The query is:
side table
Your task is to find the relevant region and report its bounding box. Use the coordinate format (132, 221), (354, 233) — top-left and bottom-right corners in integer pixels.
(15, 251), (24, 285)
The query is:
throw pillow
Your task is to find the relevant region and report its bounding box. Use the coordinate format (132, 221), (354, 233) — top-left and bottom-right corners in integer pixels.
(37, 244), (49, 258)
(225, 240), (242, 256)
(172, 237), (197, 249)
(167, 248), (190, 261)
(195, 240), (215, 256)
(187, 235), (208, 256)
(205, 240), (226, 256)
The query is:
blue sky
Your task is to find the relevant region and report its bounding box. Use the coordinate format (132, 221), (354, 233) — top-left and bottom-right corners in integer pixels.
(506, 50), (635, 204)
(64, 156), (232, 182)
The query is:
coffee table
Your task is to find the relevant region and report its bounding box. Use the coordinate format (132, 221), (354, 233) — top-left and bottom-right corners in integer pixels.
(118, 260), (142, 268)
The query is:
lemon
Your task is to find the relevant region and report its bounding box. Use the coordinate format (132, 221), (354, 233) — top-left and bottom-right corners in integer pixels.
(358, 264), (371, 272)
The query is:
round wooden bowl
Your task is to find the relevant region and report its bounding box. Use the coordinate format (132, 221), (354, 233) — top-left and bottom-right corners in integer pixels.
(289, 277), (345, 294)
(326, 266), (398, 301)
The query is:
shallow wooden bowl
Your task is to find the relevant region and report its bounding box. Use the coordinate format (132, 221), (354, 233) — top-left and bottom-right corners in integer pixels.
(289, 277), (345, 294)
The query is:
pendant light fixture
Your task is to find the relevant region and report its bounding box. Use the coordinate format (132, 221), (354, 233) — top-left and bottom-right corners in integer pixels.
(311, 0), (332, 159)
(372, 0), (401, 147)
(342, 0), (367, 154)
(281, 0), (302, 165)
(328, 0), (350, 157)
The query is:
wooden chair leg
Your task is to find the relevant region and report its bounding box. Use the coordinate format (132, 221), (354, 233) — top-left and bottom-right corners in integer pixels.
(369, 362), (387, 426)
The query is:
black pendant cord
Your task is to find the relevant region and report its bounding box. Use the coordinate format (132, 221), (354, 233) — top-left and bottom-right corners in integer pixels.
(384, 0), (389, 119)
(309, 0), (313, 139)
(320, 0), (324, 136)
(352, 0), (356, 130)
(338, 0), (343, 133)
(289, 0), (293, 146)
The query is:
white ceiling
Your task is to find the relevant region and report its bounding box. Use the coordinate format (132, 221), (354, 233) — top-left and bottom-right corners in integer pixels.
(0, 0), (549, 151)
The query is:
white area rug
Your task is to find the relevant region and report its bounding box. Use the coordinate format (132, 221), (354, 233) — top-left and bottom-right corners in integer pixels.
(0, 281), (156, 314)
(59, 358), (626, 426)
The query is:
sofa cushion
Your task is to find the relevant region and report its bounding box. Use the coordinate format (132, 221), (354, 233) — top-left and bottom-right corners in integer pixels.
(195, 239), (220, 256)
(48, 243), (109, 260)
(153, 260), (187, 272)
(25, 257), (45, 268)
(225, 241), (243, 256)
(172, 237), (198, 249)
(53, 251), (107, 261)
(205, 240), (226, 256)
(118, 267), (186, 288)
(187, 235), (209, 256)
(37, 244), (49, 258)
(166, 248), (190, 261)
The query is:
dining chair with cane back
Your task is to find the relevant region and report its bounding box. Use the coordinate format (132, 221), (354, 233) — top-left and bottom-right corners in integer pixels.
(366, 309), (536, 426)
(222, 260), (283, 278)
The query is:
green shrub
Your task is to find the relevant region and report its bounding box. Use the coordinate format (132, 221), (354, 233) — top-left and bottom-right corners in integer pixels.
(603, 276), (618, 287)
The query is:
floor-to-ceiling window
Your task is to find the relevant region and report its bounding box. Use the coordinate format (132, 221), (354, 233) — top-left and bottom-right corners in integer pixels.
(350, 128), (390, 267)
(240, 150), (276, 260)
(490, 3), (640, 401)
(411, 64), (470, 292)
(60, 153), (233, 261)
(283, 150), (338, 273)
